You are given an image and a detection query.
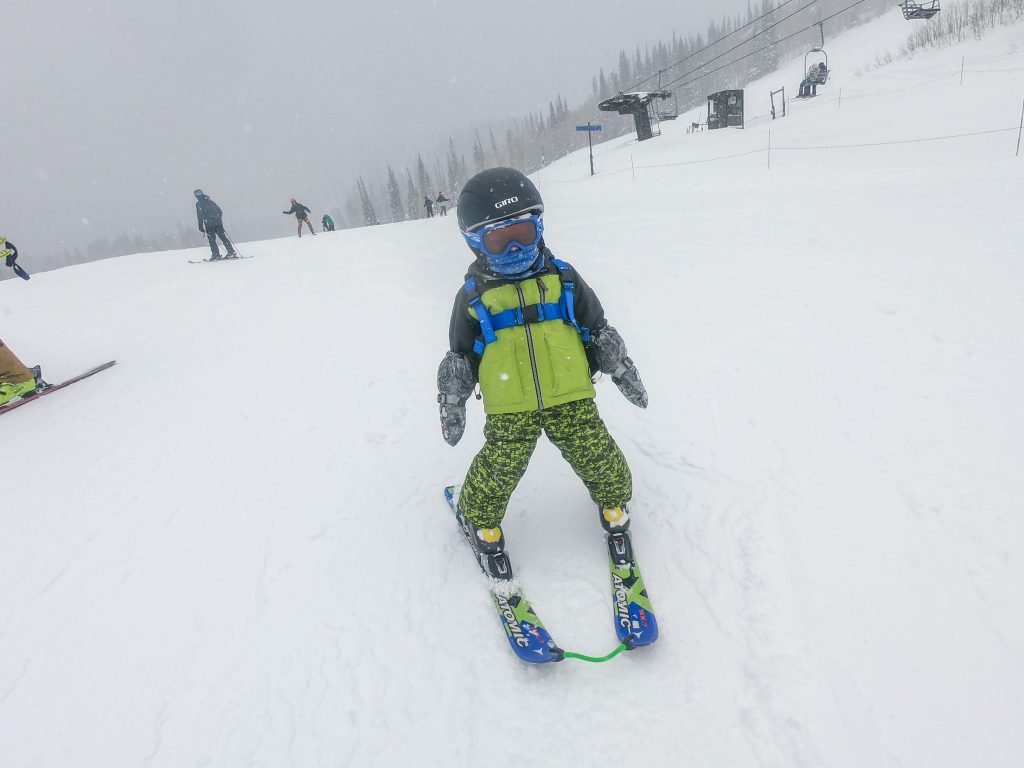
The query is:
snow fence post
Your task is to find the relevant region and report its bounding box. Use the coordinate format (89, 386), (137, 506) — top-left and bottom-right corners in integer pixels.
(1017, 97), (1024, 158)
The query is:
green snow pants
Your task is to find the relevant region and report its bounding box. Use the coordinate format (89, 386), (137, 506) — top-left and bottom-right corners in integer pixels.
(458, 398), (632, 528)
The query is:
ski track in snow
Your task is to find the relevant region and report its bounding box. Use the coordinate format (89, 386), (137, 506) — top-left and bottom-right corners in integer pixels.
(2, 12), (1024, 768)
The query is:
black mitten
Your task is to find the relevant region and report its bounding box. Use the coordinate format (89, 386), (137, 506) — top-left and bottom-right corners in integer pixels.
(590, 326), (648, 408)
(437, 351), (476, 445)
(438, 396), (467, 446)
(611, 358), (648, 408)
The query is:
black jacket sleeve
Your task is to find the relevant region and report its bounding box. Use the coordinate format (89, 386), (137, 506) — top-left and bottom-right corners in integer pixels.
(448, 288), (478, 354)
(567, 266), (610, 376)
(565, 264), (608, 337)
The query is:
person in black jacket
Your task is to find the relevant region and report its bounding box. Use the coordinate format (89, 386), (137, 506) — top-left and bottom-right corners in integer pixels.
(283, 198), (316, 237)
(194, 189), (236, 260)
(2, 235), (30, 280)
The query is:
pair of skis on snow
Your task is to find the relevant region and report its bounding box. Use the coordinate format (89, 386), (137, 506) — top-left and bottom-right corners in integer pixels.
(0, 361), (117, 416)
(187, 254), (254, 264)
(444, 484), (658, 664)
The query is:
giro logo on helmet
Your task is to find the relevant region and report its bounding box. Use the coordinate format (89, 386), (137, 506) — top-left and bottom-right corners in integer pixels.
(494, 196), (519, 209)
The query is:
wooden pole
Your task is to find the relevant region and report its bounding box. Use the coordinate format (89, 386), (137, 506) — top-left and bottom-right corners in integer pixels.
(1016, 97), (1024, 158)
(960, 56), (965, 86)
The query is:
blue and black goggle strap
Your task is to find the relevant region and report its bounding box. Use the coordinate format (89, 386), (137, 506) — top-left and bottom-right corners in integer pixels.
(551, 258), (590, 344)
(463, 276), (497, 357)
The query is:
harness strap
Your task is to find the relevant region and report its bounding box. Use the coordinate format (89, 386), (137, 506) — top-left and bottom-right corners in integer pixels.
(463, 261), (590, 356)
(490, 302), (563, 331)
(464, 276), (496, 356)
(550, 258), (590, 343)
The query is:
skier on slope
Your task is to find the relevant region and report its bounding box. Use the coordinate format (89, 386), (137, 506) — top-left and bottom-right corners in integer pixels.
(2, 234), (30, 280)
(283, 198), (316, 237)
(321, 213), (335, 232)
(436, 167), (648, 579)
(194, 190), (237, 260)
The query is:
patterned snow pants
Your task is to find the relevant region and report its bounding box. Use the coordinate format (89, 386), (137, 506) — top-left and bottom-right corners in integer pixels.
(458, 398), (632, 528)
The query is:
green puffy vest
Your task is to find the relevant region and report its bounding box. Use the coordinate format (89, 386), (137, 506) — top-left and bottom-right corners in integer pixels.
(470, 273), (596, 414)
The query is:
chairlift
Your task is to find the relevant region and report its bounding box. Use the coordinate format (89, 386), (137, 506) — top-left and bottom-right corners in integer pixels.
(796, 23), (829, 99)
(656, 93), (679, 121)
(899, 1), (940, 19)
(654, 72), (679, 121)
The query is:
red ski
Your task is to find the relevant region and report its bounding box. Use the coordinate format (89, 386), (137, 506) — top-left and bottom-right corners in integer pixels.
(0, 360), (117, 416)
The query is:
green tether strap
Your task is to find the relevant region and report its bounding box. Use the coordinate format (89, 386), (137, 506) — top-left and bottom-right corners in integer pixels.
(562, 642), (629, 663)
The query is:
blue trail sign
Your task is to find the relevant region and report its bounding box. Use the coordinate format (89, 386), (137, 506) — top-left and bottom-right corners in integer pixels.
(575, 123), (602, 176)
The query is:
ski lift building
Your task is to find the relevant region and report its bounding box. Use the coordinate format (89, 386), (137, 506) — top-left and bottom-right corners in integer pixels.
(707, 90), (744, 129)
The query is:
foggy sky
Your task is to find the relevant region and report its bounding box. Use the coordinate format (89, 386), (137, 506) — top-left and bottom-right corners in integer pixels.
(3, 0), (751, 268)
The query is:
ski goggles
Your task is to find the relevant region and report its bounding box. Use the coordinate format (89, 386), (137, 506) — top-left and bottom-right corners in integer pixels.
(463, 212), (544, 259)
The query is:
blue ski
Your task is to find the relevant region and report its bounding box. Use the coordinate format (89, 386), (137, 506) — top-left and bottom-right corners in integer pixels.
(444, 485), (563, 664)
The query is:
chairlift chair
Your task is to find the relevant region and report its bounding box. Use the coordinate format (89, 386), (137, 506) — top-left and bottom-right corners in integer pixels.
(805, 22), (829, 84)
(656, 93), (679, 121)
(653, 74), (679, 121)
(899, 1), (940, 19)
(796, 23), (829, 98)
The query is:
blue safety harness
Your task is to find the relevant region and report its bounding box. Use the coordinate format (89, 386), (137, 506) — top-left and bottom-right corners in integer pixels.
(463, 258), (590, 357)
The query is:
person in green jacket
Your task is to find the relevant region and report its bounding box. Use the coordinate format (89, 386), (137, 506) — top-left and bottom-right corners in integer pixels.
(321, 214), (335, 232)
(436, 168), (648, 576)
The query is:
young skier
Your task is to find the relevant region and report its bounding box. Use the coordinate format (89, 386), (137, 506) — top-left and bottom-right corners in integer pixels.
(437, 167), (649, 580)
(283, 198), (316, 236)
(0, 337), (40, 407)
(321, 214), (335, 232)
(423, 196), (434, 219)
(194, 190), (237, 260)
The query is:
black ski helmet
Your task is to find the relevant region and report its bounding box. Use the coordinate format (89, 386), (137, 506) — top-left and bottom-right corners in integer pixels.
(194, 189), (205, 198)
(457, 167), (544, 233)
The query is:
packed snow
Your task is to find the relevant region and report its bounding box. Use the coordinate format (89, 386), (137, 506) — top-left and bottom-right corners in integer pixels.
(2, 10), (1022, 767)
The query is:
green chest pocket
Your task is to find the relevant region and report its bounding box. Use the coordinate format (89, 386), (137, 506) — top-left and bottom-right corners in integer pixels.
(479, 330), (533, 411)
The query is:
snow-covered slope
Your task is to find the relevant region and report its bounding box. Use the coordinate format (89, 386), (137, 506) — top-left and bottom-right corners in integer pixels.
(2, 12), (1023, 767)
